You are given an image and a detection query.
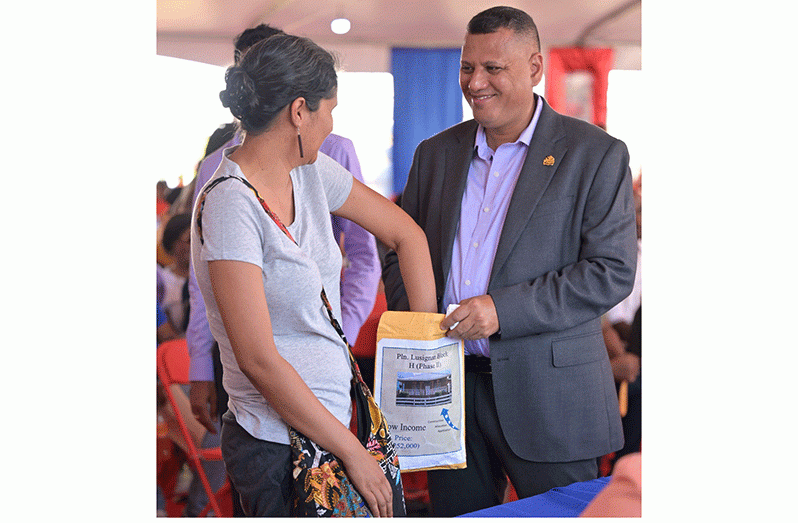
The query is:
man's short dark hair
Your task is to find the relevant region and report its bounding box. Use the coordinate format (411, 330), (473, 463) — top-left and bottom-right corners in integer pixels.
(233, 24), (284, 63)
(467, 6), (540, 50)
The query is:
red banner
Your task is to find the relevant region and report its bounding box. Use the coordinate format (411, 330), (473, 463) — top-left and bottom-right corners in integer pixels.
(545, 48), (613, 128)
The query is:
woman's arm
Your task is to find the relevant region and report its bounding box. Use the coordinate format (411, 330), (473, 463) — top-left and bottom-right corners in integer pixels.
(333, 179), (437, 314)
(208, 259), (393, 516)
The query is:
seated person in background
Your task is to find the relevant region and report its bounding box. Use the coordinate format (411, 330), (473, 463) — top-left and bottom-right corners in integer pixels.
(158, 213), (192, 335)
(158, 215), (227, 515)
(156, 376), (227, 517)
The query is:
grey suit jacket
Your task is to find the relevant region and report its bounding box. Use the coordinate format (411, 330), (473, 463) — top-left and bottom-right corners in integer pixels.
(383, 97), (637, 462)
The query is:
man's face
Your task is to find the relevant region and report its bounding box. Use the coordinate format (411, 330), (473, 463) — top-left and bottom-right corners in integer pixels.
(460, 27), (542, 145)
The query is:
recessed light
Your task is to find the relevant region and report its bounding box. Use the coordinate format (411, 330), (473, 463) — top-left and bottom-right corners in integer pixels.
(331, 17), (351, 35)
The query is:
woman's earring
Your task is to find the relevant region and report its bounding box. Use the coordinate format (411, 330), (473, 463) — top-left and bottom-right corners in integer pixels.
(297, 128), (304, 158)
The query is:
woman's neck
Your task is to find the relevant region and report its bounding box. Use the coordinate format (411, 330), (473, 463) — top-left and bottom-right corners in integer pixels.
(229, 130), (295, 189)
(228, 125), (298, 225)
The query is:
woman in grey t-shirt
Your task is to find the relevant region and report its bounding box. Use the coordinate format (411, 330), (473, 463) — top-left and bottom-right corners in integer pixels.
(191, 32), (437, 517)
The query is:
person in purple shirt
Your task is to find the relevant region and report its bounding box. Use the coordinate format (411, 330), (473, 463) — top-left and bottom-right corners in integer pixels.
(185, 22), (379, 460)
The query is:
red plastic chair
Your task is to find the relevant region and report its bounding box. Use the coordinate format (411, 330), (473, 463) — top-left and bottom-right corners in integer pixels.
(157, 338), (232, 517)
(351, 291), (387, 359)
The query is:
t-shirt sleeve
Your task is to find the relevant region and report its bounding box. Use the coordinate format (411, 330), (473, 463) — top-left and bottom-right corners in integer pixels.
(198, 182), (265, 269)
(314, 152), (354, 212)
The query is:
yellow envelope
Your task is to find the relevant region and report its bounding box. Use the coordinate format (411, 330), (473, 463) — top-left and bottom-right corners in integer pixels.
(374, 311), (466, 472)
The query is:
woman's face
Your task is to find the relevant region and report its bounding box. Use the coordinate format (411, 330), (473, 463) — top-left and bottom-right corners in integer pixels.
(303, 93), (337, 163)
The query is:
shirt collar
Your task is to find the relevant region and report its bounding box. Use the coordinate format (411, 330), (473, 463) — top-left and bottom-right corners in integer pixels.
(474, 94), (543, 160)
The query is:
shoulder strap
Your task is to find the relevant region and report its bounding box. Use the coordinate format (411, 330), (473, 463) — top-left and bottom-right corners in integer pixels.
(195, 175), (261, 245)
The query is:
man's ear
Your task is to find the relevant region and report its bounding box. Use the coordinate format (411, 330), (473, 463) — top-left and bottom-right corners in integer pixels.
(530, 52), (544, 86)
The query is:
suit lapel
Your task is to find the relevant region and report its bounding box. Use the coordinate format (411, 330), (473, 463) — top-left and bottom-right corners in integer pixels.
(489, 99), (568, 286)
(439, 122), (477, 292)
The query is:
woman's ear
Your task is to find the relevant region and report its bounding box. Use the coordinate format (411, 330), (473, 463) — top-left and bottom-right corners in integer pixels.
(289, 97), (307, 127)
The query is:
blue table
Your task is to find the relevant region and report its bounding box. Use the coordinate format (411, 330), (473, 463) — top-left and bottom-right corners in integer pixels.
(457, 476), (611, 518)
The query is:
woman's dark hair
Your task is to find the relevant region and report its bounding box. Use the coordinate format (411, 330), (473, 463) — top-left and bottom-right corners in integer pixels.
(161, 213), (192, 252)
(219, 33), (338, 135)
(467, 6), (540, 50)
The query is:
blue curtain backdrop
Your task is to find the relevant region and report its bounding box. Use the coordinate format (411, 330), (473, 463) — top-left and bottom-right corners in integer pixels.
(391, 48), (463, 197)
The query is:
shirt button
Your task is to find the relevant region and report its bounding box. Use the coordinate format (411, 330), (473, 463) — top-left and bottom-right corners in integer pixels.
(483, 207), (490, 213)
(473, 242), (479, 248)
(493, 172), (500, 177)
(465, 279), (471, 286)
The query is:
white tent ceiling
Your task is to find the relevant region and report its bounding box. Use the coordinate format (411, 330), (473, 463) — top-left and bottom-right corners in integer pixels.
(157, 0), (641, 72)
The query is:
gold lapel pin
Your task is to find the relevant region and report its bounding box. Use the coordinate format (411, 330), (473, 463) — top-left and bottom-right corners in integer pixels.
(543, 155), (555, 166)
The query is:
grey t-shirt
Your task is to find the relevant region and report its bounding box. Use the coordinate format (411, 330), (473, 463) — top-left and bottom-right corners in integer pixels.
(191, 147), (355, 444)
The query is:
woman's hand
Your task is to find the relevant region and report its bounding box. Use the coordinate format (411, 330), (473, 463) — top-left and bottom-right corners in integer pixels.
(340, 446), (393, 517)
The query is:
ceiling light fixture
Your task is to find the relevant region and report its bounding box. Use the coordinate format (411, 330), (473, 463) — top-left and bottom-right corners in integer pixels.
(331, 17), (351, 35)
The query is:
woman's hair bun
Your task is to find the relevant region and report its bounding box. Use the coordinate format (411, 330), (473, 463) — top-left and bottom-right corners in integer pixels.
(219, 66), (257, 120)
(219, 33), (337, 135)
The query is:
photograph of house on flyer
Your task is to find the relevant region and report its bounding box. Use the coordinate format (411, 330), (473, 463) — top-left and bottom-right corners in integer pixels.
(396, 370), (452, 407)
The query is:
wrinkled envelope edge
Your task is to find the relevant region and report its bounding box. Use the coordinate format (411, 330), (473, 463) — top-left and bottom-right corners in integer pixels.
(376, 311), (448, 341)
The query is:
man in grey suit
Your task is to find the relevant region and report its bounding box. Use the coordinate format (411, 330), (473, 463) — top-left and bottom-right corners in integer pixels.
(382, 6), (638, 517)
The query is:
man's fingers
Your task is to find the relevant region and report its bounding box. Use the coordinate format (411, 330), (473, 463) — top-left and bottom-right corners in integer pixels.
(440, 307), (465, 331)
(449, 313), (489, 340)
(441, 296), (499, 339)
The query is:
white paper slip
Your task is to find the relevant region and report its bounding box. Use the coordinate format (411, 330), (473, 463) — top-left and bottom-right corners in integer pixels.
(446, 303), (460, 329)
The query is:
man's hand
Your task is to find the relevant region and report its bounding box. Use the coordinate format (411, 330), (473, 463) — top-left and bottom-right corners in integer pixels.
(440, 295), (500, 340)
(190, 380), (218, 434)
